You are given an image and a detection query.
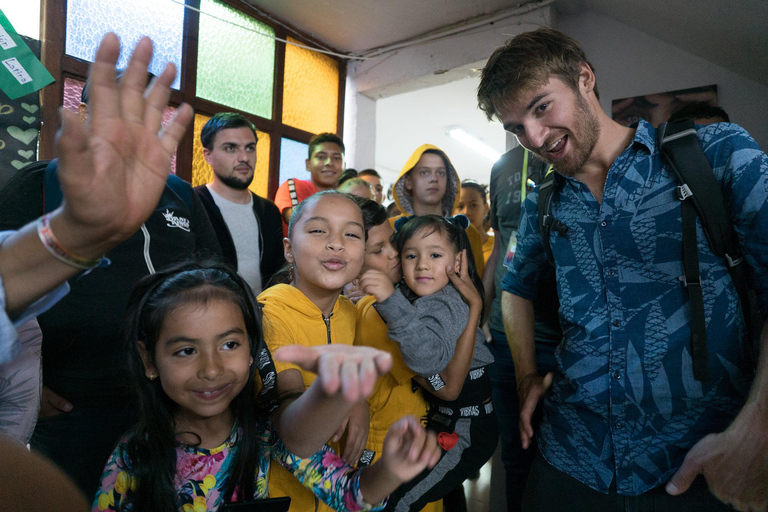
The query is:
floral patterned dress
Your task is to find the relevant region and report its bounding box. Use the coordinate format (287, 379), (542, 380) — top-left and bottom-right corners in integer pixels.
(92, 421), (385, 512)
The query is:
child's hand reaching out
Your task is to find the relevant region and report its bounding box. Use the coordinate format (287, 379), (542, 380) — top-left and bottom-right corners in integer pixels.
(274, 345), (392, 403)
(358, 416), (442, 505)
(359, 269), (396, 303)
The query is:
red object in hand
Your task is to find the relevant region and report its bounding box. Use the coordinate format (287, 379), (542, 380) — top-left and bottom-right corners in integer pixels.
(438, 431), (459, 451)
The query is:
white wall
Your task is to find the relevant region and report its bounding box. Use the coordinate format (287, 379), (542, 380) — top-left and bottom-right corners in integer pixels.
(558, 11), (768, 149)
(348, 8), (768, 188)
(342, 74), (377, 170)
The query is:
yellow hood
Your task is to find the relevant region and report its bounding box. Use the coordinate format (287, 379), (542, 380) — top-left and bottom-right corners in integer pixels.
(392, 144), (461, 217)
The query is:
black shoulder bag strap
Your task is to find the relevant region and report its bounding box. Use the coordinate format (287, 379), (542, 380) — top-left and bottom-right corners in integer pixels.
(657, 119), (756, 381)
(537, 171), (568, 263)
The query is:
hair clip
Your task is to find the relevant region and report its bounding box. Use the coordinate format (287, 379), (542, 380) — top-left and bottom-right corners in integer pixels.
(394, 215), (412, 233)
(449, 214), (470, 230)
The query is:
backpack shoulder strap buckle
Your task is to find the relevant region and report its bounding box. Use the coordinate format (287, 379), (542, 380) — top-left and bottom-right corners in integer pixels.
(725, 252), (743, 268)
(675, 184), (693, 201)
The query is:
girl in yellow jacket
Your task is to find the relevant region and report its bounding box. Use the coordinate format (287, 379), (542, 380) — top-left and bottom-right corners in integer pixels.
(259, 191), (370, 512)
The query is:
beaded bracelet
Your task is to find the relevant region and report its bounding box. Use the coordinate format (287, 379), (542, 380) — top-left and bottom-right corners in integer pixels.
(36, 214), (105, 270)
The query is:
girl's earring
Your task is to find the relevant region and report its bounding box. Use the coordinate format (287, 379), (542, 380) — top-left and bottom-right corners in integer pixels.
(289, 263), (295, 281)
(148, 372), (157, 380)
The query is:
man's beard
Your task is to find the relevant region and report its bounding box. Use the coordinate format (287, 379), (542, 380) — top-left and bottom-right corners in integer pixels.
(216, 170), (253, 190)
(533, 92), (600, 178)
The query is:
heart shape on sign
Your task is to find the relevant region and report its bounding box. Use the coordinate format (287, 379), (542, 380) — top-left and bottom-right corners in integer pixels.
(8, 126), (38, 145)
(18, 149), (34, 159)
(21, 103), (39, 113)
(11, 160), (30, 170)
(23, 116), (35, 124)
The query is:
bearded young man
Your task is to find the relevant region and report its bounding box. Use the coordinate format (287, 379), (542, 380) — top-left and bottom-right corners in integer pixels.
(195, 112), (285, 293)
(478, 28), (768, 512)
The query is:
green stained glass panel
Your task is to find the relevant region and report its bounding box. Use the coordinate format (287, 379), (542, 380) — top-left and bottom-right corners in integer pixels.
(64, 0), (184, 89)
(197, 0), (275, 118)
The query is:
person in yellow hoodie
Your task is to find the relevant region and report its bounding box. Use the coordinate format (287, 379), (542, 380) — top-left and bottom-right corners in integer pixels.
(353, 197), (486, 512)
(390, 145), (486, 278)
(259, 190), (371, 512)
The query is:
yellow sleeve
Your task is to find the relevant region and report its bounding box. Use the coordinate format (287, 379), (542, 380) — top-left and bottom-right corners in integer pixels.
(466, 224), (486, 277)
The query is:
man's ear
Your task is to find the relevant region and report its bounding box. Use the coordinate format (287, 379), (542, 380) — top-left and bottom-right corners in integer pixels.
(137, 341), (157, 379)
(579, 62), (596, 95)
(283, 237), (294, 264)
(203, 147), (212, 165)
(305, 158), (311, 172)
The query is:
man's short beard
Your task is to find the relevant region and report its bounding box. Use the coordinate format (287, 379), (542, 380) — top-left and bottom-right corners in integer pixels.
(533, 91), (600, 178)
(216, 172), (253, 190)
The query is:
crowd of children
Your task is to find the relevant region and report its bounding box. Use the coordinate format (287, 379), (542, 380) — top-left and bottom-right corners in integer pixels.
(86, 162), (500, 512)
(1, 32), (503, 512)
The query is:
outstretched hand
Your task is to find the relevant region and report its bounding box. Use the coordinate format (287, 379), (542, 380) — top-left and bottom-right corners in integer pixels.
(381, 416), (441, 483)
(54, 33), (193, 258)
(273, 345), (392, 403)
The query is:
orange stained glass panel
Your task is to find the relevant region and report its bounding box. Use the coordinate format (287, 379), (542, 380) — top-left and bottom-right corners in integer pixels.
(191, 114), (271, 198)
(282, 37), (339, 134)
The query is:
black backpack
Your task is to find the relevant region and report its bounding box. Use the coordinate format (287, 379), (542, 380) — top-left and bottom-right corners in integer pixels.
(537, 119), (762, 382)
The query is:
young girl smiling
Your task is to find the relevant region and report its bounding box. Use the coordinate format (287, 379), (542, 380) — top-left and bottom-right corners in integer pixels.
(93, 263), (440, 512)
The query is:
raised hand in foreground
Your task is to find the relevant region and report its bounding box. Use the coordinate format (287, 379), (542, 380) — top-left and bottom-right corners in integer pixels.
(359, 416), (442, 505)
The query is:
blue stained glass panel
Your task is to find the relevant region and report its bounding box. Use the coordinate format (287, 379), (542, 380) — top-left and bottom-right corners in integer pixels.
(65, 0), (185, 89)
(279, 138), (311, 186)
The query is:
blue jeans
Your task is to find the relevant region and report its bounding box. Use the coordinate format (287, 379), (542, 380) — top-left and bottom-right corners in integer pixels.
(487, 329), (556, 512)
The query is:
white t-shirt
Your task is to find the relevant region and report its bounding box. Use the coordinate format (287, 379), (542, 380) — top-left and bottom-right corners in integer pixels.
(207, 186), (262, 294)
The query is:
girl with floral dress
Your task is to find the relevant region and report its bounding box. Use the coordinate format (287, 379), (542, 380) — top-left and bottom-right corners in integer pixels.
(92, 263), (440, 512)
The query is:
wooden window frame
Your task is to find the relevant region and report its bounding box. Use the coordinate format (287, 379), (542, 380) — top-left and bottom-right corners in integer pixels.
(39, 0), (346, 199)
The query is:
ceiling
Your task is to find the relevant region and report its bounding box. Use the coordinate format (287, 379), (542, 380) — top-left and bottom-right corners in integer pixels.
(244, 0), (768, 87)
(243, 0), (768, 190)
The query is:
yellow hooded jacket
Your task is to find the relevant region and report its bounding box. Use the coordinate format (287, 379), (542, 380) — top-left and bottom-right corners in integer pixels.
(258, 284), (356, 512)
(355, 295), (442, 512)
(390, 144), (486, 277)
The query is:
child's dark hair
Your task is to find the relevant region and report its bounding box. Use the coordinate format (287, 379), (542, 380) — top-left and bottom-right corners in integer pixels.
(350, 196), (388, 232)
(394, 215), (485, 314)
(461, 180), (488, 204)
(122, 262), (266, 512)
(287, 190), (364, 239)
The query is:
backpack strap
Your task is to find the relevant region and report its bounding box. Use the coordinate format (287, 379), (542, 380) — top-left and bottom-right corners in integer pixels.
(657, 119), (756, 381)
(537, 170), (568, 263)
(287, 179), (299, 207)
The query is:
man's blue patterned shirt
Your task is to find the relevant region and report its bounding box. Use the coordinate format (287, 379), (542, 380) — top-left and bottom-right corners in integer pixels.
(504, 119), (768, 495)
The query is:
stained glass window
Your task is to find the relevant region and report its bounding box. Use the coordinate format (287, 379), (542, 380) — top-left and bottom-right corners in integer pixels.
(278, 138), (311, 186)
(197, 0), (275, 118)
(62, 77), (85, 113)
(2, 1), (41, 39)
(282, 37), (339, 134)
(63, 77), (178, 173)
(65, 0), (185, 89)
(191, 114), (270, 198)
